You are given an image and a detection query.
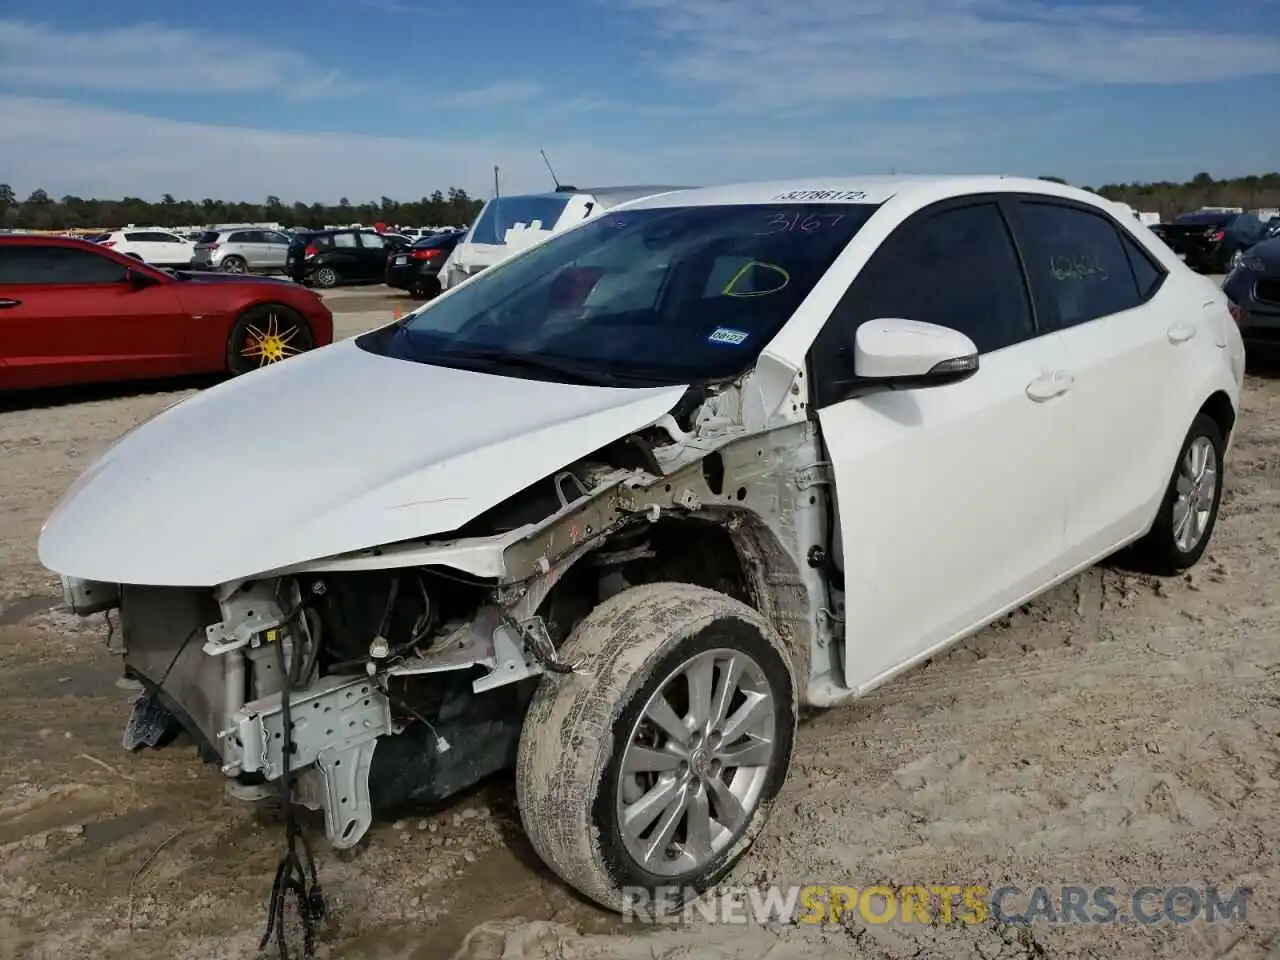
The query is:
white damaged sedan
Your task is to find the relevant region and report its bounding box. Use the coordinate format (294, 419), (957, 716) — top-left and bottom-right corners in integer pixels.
(41, 176), (1245, 918)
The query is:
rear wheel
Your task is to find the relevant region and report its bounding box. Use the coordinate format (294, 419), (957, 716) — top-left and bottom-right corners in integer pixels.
(312, 265), (339, 288)
(226, 305), (314, 376)
(1129, 413), (1225, 574)
(221, 255), (247, 274)
(411, 274), (441, 299)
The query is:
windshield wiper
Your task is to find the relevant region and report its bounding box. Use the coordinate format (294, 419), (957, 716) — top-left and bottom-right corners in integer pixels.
(432, 346), (632, 387)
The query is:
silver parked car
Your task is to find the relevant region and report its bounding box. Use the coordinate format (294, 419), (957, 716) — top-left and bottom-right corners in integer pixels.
(191, 228), (292, 274)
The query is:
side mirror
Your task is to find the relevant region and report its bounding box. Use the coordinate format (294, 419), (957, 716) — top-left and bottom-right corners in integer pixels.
(126, 267), (160, 288)
(853, 317), (979, 386)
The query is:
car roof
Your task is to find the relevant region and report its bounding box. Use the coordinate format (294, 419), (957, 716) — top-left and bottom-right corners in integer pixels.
(0, 234), (113, 248)
(621, 174), (1105, 210)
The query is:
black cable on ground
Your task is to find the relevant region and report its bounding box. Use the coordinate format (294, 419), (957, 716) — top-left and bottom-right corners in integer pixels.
(258, 601), (325, 960)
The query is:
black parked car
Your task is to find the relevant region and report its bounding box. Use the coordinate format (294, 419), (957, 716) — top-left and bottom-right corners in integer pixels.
(384, 230), (463, 298)
(1151, 211), (1267, 274)
(1223, 236), (1280, 354)
(286, 229), (410, 288)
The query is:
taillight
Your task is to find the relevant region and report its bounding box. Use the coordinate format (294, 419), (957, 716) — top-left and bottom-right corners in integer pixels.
(1206, 229), (1226, 242)
(410, 248), (442, 261)
(1227, 301), (1242, 325)
(100, 240), (116, 248)
(207, 244), (219, 252)
(304, 244), (318, 258)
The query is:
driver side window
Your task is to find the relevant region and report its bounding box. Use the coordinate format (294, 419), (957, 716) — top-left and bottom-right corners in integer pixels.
(810, 201), (1035, 408)
(0, 246), (129, 284)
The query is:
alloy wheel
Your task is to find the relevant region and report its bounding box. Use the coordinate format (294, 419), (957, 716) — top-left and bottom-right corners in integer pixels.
(615, 647), (776, 877)
(1173, 435), (1218, 553)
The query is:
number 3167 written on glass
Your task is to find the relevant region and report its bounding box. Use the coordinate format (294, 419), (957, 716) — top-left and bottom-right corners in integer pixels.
(759, 212), (846, 235)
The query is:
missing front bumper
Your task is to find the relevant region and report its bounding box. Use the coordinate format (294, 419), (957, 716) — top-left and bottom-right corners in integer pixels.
(218, 674), (394, 849)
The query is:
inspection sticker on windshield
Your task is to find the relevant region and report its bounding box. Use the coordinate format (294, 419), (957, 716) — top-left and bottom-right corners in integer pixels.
(708, 327), (750, 345)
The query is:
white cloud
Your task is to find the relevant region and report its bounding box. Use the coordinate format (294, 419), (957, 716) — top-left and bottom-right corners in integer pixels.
(439, 82), (542, 107)
(609, 0), (1280, 105)
(0, 95), (999, 202)
(0, 19), (343, 96)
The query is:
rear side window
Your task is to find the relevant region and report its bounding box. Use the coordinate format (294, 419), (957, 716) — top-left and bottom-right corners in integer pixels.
(1119, 231), (1166, 300)
(126, 231), (178, 243)
(1013, 202), (1145, 330)
(333, 233), (357, 248)
(0, 246), (129, 284)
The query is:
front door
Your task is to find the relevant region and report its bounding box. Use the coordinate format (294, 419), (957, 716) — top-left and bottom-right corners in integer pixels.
(809, 199), (1075, 693)
(0, 244), (190, 390)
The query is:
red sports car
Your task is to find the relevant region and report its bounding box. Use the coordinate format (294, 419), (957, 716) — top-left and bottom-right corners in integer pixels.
(0, 235), (335, 392)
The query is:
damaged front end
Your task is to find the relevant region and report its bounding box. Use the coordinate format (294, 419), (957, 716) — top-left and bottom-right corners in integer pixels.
(61, 369), (834, 856)
(92, 568), (554, 850)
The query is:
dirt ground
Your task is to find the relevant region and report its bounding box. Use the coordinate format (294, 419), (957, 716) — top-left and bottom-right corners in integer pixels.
(0, 294), (1277, 960)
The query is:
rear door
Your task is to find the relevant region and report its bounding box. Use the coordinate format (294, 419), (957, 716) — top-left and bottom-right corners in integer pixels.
(356, 231), (387, 278)
(259, 231), (291, 271)
(1006, 197), (1186, 561)
(328, 232), (362, 278)
(0, 245), (191, 390)
(812, 198), (1074, 692)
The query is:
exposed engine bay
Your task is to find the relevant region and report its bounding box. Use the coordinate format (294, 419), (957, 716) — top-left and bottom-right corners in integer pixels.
(59, 379), (838, 957)
(67, 386), (836, 853)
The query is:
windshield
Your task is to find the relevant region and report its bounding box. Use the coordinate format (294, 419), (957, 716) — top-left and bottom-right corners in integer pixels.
(357, 202), (877, 386)
(469, 195), (572, 246)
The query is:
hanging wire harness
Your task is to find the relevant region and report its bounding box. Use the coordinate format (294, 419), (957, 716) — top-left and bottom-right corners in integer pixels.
(258, 588), (326, 960)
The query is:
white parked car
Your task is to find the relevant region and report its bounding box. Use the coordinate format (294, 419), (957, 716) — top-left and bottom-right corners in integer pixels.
(97, 228), (195, 267)
(41, 175), (1245, 922)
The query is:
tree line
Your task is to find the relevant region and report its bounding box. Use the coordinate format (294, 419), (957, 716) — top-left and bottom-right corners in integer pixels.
(1041, 171), (1280, 219)
(0, 185), (486, 232)
(0, 172), (1277, 232)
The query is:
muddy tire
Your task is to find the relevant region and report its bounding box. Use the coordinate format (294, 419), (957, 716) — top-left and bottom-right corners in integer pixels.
(515, 582), (796, 915)
(1129, 412), (1225, 574)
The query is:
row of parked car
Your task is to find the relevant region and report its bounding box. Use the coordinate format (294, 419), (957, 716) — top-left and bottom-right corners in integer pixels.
(75, 225), (468, 298)
(1151, 209), (1280, 274)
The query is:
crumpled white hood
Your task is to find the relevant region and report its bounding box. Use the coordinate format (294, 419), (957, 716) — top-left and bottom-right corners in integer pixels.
(39, 337), (687, 586)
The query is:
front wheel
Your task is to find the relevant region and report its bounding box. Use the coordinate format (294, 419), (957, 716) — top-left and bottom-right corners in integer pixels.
(1129, 413), (1225, 574)
(516, 582), (796, 915)
(226, 305), (314, 376)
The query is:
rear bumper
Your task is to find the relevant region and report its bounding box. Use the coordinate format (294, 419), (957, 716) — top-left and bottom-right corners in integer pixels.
(384, 261), (419, 288)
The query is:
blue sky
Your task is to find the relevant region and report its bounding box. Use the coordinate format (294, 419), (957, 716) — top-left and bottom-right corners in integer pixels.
(1, 0), (1278, 202)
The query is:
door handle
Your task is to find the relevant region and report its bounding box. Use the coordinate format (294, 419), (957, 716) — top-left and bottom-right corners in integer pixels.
(0, 299), (21, 309)
(1167, 323), (1196, 344)
(1026, 373), (1067, 402)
